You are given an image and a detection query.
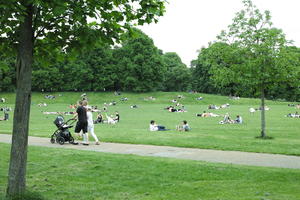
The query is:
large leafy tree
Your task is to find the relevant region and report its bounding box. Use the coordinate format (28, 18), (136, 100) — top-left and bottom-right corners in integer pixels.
(191, 43), (246, 95)
(113, 28), (166, 92)
(0, 0), (165, 197)
(211, 0), (300, 138)
(162, 52), (191, 91)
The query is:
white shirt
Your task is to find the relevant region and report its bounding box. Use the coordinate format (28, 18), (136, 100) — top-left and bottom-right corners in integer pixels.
(237, 116), (243, 124)
(150, 124), (158, 131)
(87, 111), (94, 127)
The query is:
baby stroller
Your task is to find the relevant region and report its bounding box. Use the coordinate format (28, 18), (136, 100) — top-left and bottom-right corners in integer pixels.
(50, 115), (76, 145)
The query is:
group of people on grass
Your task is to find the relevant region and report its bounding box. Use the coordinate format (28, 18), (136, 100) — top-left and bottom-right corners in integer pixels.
(219, 113), (243, 124)
(286, 112), (300, 118)
(208, 103), (230, 110)
(149, 120), (191, 132)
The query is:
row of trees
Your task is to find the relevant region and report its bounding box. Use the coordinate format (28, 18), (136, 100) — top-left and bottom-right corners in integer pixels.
(1, 27), (299, 101)
(191, 43), (300, 101)
(0, 29), (191, 93)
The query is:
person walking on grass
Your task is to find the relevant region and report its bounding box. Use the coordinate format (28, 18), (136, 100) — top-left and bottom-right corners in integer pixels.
(86, 106), (100, 145)
(74, 100), (89, 145)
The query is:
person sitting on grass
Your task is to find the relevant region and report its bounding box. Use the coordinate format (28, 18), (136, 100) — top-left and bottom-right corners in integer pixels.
(0, 112), (8, 121)
(114, 111), (120, 122)
(149, 120), (168, 131)
(176, 120), (191, 132)
(219, 113), (234, 124)
(168, 106), (177, 112)
(235, 115), (243, 124)
(94, 113), (103, 124)
(105, 114), (117, 124)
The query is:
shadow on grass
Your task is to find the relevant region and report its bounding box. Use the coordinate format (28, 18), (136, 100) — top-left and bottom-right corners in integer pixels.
(0, 132), (11, 135)
(255, 135), (274, 140)
(0, 191), (46, 200)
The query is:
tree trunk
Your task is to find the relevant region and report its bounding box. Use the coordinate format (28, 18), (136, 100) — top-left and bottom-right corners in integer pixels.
(260, 86), (266, 138)
(6, 3), (34, 197)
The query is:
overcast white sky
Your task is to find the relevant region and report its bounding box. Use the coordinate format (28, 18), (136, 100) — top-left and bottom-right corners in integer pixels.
(139, 0), (300, 66)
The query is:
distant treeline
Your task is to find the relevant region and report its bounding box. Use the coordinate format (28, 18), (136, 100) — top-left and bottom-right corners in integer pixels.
(0, 28), (299, 101)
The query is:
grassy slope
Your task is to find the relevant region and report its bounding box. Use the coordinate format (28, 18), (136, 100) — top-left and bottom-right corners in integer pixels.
(1, 143), (300, 200)
(0, 92), (299, 155)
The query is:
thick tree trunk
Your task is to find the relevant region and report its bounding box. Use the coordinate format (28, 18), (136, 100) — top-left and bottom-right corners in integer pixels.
(6, 3), (34, 197)
(260, 86), (266, 138)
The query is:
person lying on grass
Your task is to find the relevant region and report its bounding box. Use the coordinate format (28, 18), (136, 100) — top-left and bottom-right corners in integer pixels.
(286, 112), (300, 118)
(176, 120), (191, 132)
(196, 111), (220, 117)
(43, 111), (76, 115)
(208, 103), (230, 110)
(165, 106), (186, 113)
(38, 103), (47, 107)
(130, 105), (138, 108)
(149, 120), (169, 131)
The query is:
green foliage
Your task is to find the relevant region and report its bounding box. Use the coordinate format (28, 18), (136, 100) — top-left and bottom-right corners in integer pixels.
(213, 0), (297, 94)
(191, 0), (300, 101)
(0, 56), (15, 92)
(162, 52), (191, 91)
(112, 29), (166, 92)
(26, 29), (192, 93)
(0, 0), (166, 59)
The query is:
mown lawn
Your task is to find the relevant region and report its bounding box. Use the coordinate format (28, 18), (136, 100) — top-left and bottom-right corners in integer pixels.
(0, 92), (299, 155)
(1, 143), (300, 200)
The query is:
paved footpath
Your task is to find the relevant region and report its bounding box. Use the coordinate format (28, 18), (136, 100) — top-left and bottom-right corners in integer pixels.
(1, 134), (300, 169)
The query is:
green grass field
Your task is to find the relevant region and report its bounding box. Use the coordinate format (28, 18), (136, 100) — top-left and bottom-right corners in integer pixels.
(0, 92), (299, 155)
(1, 143), (300, 200)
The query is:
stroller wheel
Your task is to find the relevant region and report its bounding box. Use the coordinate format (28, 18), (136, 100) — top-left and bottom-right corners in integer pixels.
(50, 136), (55, 144)
(57, 137), (65, 145)
(69, 136), (75, 144)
